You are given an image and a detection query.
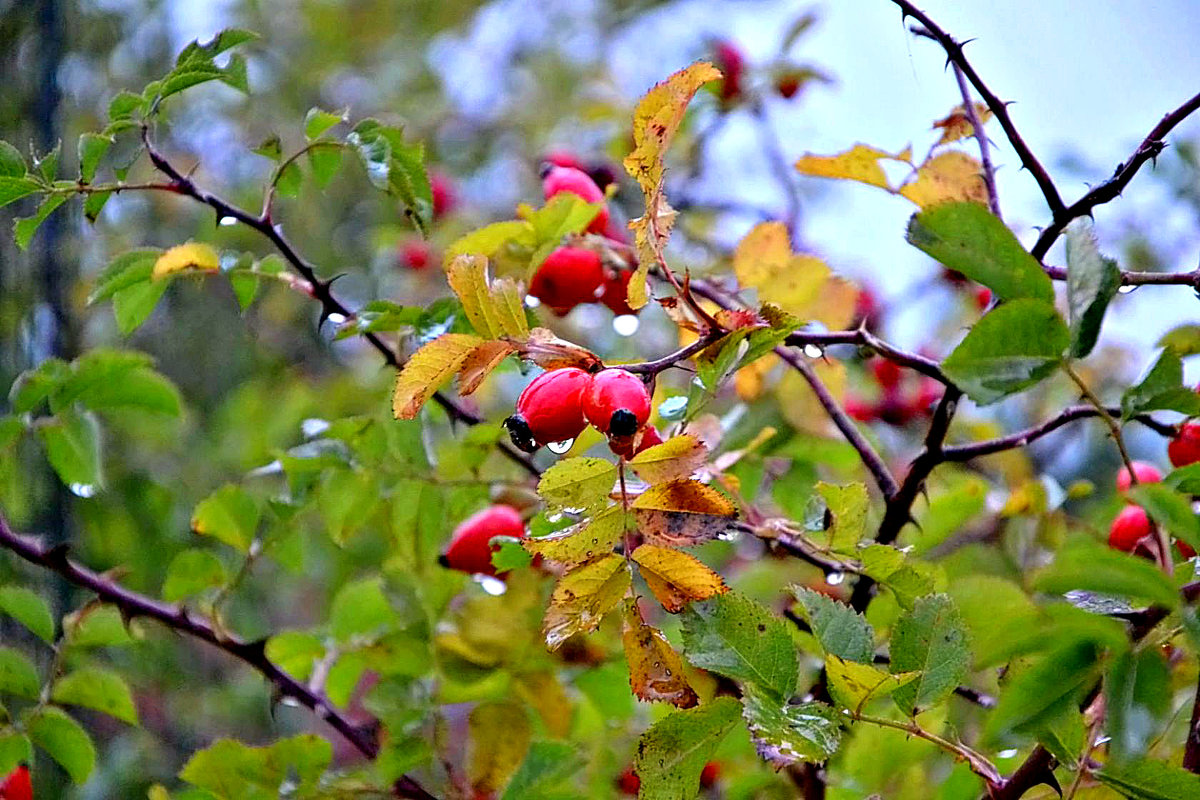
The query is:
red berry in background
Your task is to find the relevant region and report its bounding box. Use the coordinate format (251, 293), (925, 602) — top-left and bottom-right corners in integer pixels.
(870, 358), (903, 390)
(1169, 422), (1200, 468)
(700, 761), (720, 788)
(609, 424), (663, 459)
(713, 40), (745, 103)
(430, 171), (456, 219)
(1108, 505), (1152, 552)
(844, 395), (876, 422)
(529, 247), (606, 315)
(616, 767), (640, 795)
(853, 286), (880, 329)
(0, 764), (31, 800)
(438, 505), (525, 577)
(1178, 539), (1197, 559)
(584, 369), (651, 436)
(541, 165), (609, 235)
(912, 378), (943, 417)
(505, 367), (593, 452)
(600, 269), (637, 316)
(975, 286), (992, 311)
(545, 149), (587, 172)
(1116, 461), (1163, 493)
(775, 73), (801, 99)
(397, 240), (431, 271)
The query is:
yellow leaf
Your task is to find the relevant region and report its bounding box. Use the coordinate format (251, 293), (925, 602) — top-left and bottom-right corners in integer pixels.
(458, 340), (516, 396)
(445, 254), (529, 339)
(776, 358), (846, 437)
(795, 143), (911, 190)
(824, 654), (918, 713)
(633, 479), (735, 514)
(391, 333), (482, 420)
(632, 545), (728, 613)
(629, 435), (709, 484)
(626, 196), (677, 310)
(633, 479), (737, 547)
(445, 220), (535, 264)
(621, 600), (698, 707)
(152, 242), (220, 281)
(542, 553), (631, 650)
(733, 222), (857, 325)
(932, 102), (994, 146)
(513, 671), (572, 738)
(523, 505), (627, 567)
(467, 701), (532, 795)
(735, 356), (776, 401)
(537, 457), (618, 513)
(491, 276), (530, 339)
(898, 151), (988, 208)
(624, 61), (723, 193)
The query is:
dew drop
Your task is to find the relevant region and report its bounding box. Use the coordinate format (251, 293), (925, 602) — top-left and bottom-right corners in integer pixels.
(803, 344), (824, 358)
(825, 571), (845, 586)
(525, 295), (542, 309)
(326, 312), (347, 325)
(301, 418), (330, 439)
(547, 512), (564, 523)
(218, 215), (237, 227)
(547, 438), (574, 454)
(278, 695), (303, 708)
(69, 483), (96, 498)
(613, 314), (640, 337)
(1117, 284), (1136, 294)
(1094, 735), (1111, 746)
(476, 575), (508, 596)
(997, 749), (1019, 759)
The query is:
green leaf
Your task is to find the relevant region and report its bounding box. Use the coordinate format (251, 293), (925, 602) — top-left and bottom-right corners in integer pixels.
(51, 667), (139, 724)
(1097, 758), (1200, 799)
(54, 349), (181, 417)
(107, 90), (142, 122)
(985, 639), (1103, 742)
(941, 299), (1069, 405)
(1128, 483), (1200, 553)
(26, 707), (95, 783)
(905, 202), (1053, 302)
(88, 248), (160, 304)
(191, 485), (260, 553)
(275, 161), (302, 198)
(815, 481), (868, 554)
(1166, 463), (1200, 495)
(1033, 536), (1179, 609)
(267, 734), (331, 792)
(1122, 350), (1200, 420)
(307, 144), (342, 188)
(0, 732), (31, 775)
(467, 701), (532, 796)
(252, 135), (282, 161)
(179, 734), (328, 799)
(825, 655), (917, 711)
(162, 549), (227, 602)
(741, 686), (843, 766)
(0, 586), (55, 643)
(0, 416), (21, 451)
(330, 577), (394, 642)
(265, 631), (324, 681)
(500, 741), (580, 800)
(1064, 219), (1121, 358)
(33, 142), (60, 182)
(64, 605), (135, 648)
(14, 193), (67, 250)
(680, 592), (798, 699)
(1106, 647), (1170, 762)
(1158, 324), (1200, 357)
(0, 141), (26, 176)
(946, 575), (1040, 669)
(536, 457), (617, 513)
(318, 468), (377, 545)
(907, 476), (988, 554)
(9, 358), (68, 413)
(304, 107), (344, 140)
(0, 176), (43, 208)
(491, 538), (534, 573)
(113, 279), (169, 334)
(37, 410), (102, 490)
(346, 120), (431, 233)
(858, 544), (937, 610)
(0, 646), (40, 699)
(888, 594), (970, 715)
(634, 697), (741, 800)
(77, 133), (113, 183)
(229, 271), (258, 311)
(790, 586), (874, 663)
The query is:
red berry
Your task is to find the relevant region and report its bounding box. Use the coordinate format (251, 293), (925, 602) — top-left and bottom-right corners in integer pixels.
(912, 378), (943, 417)
(600, 270), (637, 316)
(0, 765), (31, 800)
(853, 286), (880, 328)
(1108, 505), (1152, 552)
(397, 240), (431, 271)
(430, 172), (455, 219)
(1116, 461), (1163, 493)
(870, 358), (903, 390)
(775, 74), (801, 99)
(542, 166), (609, 234)
(584, 369), (651, 436)
(844, 395), (876, 422)
(975, 286), (992, 311)
(713, 40), (745, 103)
(544, 150), (586, 171)
(1169, 422), (1200, 468)
(505, 367), (593, 452)
(617, 767), (640, 795)
(439, 505), (525, 577)
(700, 761), (720, 788)
(609, 425), (663, 459)
(529, 247), (606, 316)
(1178, 539), (1197, 559)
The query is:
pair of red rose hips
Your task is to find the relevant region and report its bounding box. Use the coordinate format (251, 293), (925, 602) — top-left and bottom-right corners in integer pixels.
(504, 367), (653, 455)
(1107, 460), (1196, 558)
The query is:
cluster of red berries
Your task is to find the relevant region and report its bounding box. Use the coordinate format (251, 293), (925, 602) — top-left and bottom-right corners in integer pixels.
(1106, 460), (1195, 558)
(503, 367), (657, 458)
(845, 358), (942, 426)
(438, 504), (526, 577)
(529, 164), (638, 317)
(0, 764), (31, 800)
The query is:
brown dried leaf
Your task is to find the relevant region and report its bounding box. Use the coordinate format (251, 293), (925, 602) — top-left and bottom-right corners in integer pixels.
(629, 435), (709, 485)
(515, 327), (604, 372)
(542, 553), (630, 650)
(633, 479), (737, 547)
(632, 545), (728, 613)
(932, 101), (994, 146)
(621, 600), (699, 707)
(458, 339), (517, 396)
(392, 333), (483, 419)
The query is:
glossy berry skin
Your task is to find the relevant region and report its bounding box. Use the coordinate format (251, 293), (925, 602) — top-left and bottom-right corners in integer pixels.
(439, 505), (525, 577)
(542, 166), (609, 234)
(430, 172), (455, 219)
(0, 765), (31, 800)
(1169, 422), (1200, 468)
(397, 240), (431, 271)
(600, 270), (637, 316)
(505, 367), (593, 452)
(1179, 539), (1197, 559)
(584, 369), (651, 436)
(1109, 505), (1152, 552)
(529, 247), (605, 316)
(1116, 461), (1163, 492)
(609, 425), (663, 460)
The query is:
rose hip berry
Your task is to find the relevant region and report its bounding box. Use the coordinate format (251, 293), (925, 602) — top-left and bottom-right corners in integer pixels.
(584, 368), (651, 436)
(504, 367), (593, 452)
(609, 424), (663, 460)
(1169, 422), (1200, 468)
(542, 165), (609, 234)
(700, 761), (720, 788)
(430, 171), (456, 219)
(1109, 505), (1152, 552)
(870, 358), (903, 390)
(600, 269), (637, 316)
(616, 767), (640, 795)
(713, 40), (745, 103)
(438, 505), (525, 577)
(529, 247), (606, 316)
(1116, 461), (1163, 493)
(397, 240), (431, 271)
(0, 764), (31, 800)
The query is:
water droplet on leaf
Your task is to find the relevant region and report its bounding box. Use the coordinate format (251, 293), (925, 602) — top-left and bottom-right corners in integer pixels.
(825, 571), (845, 586)
(547, 438), (574, 454)
(1117, 284), (1136, 294)
(69, 483), (96, 498)
(476, 575), (508, 596)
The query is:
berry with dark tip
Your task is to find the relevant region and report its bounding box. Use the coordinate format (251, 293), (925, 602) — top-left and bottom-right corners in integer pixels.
(505, 367), (593, 452)
(584, 369), (651, 436)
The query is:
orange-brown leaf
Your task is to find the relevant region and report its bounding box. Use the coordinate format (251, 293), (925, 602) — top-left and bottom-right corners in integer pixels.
(932, 102), (994, 146)
(621, 600), (698, 707)
(632, 545), (728, 613)
(458, 340), (516, 396)
(633, 479), (737, 547)
(392, 333), (483, 419)
(515, 327), (604, 372)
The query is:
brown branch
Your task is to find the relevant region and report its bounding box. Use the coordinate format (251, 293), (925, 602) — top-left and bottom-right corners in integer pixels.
(0, 513), (436, 800)
(1032, 90), (1200, 259)
(951, 63), (1001, 218)
(622, 330), (724, 376)
(890, 0), (1066, 217)
(1040, 263), (1200, 289)
(786, 328), (949, 384)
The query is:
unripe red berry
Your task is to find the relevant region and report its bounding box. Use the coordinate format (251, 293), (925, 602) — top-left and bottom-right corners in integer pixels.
(1116, 461), (1163, 493)
(0, 764), (31, 800)
(542, 165), (609, 234)
(584, 369), (651, 436)
(529, 247), (606, 316)
(700, 761), (720, 788)
(505, 367), (593, 452)
(430, 172), (456, 219)
(870, 358), (903, 390)
(616, 767), (640, 795)
(1169, 422), (1200, 468)
(713, 40), (745, 103)
(397, 240), (431, 271)
(439, 505), (525, 576)
(1108, 505), (1151, 552)
(600, 270), (637, 316)
(609, 424), (663, 459)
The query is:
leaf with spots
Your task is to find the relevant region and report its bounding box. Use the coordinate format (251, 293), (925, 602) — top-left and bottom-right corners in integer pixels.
(680, 592), (798, 699)
(392, 333), (483, 419)
(457, 339), (516, 396)
(629, 434), (708, 484)
(633, 479), (736, 547)
(825, 655), (918, 713)
(542, 553), (630, 651)
(898, 151), (988, 208)
(632, 545), (728, 613)
(621, 600), (698, 708)
(931, 101), (993, 145)
(537, 457), (618, 513)
(790, 586), (874, 664)
(741, 685), (843, 767)
(889, 594), (971, 715)
(815, 481), (868, 554)
(523, 504), (627, 567)
(634, 697), (741, 800)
